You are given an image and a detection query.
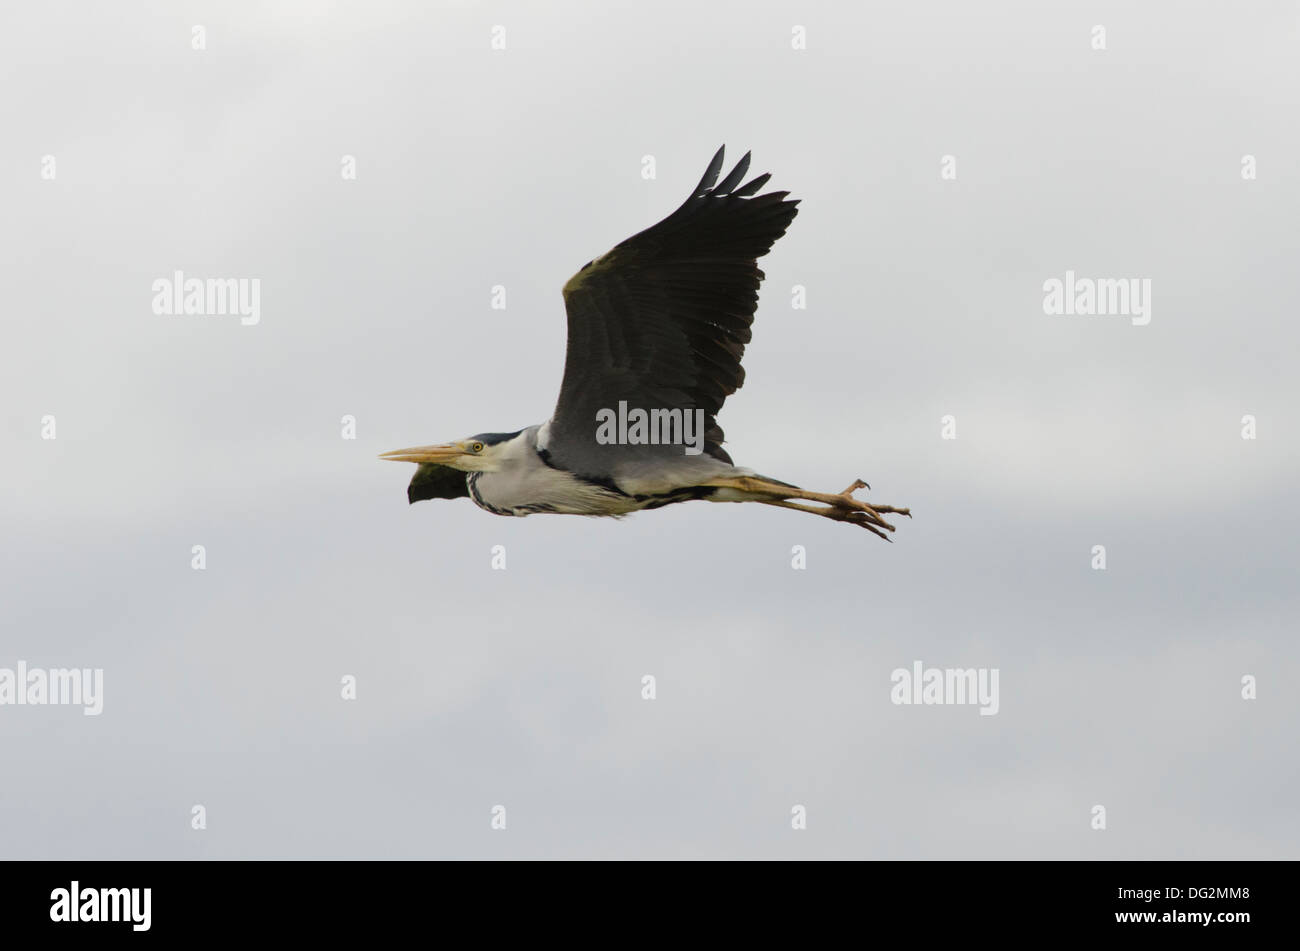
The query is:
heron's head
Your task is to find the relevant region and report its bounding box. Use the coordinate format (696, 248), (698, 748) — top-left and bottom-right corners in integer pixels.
(379, 437), (500, 472)
(379, 433), (506, 504)
(380, 431), (522, 503)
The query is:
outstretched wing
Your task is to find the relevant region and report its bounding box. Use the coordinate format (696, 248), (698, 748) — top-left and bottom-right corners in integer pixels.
(541, 146), (799, 478)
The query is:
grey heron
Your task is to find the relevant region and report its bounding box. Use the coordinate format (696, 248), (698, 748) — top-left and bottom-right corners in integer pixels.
(381, 147), (910, 539)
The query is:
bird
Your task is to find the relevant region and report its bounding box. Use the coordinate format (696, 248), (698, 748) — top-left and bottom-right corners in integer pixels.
(381, 146), (910, 539)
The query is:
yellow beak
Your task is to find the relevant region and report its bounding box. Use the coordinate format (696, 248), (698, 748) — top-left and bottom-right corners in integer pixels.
(378, 443), (465, 464)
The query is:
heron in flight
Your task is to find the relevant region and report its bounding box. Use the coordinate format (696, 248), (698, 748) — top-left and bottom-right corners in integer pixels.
(381, 147), (909, 539)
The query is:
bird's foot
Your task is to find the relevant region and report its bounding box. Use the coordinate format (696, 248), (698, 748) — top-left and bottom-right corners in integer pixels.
(827, 478), (911, 523)
(763, 480), (911, 541)
(823, 503), (896, 541)
(704, 474), (911, 541)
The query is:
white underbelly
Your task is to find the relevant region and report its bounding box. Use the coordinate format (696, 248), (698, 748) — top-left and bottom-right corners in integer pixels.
(469, 468), (646, 517)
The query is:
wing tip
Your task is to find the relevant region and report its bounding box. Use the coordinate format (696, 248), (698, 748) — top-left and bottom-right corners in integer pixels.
(696, 145), (727, 195)
(699, 149), (799, 205)
(713, 151), (752, 196)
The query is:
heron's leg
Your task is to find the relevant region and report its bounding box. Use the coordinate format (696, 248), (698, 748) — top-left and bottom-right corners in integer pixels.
(759, 499), (892, 541)
(703, 475), (910, 532)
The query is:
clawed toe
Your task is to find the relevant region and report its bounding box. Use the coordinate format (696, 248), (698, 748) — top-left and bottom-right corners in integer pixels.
(826, 478), (909, 537)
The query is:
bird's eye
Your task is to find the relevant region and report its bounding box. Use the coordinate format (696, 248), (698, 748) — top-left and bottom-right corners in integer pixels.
(471, 442), (484, 453)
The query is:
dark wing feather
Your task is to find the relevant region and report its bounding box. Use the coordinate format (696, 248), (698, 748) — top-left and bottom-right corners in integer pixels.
(545, 146), (798, 474)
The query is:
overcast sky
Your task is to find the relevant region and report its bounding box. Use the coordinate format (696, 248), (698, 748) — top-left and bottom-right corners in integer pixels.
(2, 0), (1297, 859)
